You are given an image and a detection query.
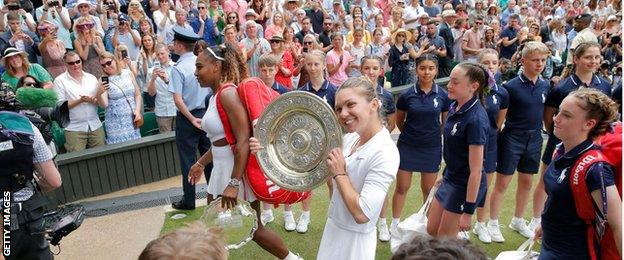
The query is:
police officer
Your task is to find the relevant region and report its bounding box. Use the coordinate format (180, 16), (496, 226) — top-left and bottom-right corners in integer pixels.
(0, 85), (62, 260)
(168, 27), (213, 210)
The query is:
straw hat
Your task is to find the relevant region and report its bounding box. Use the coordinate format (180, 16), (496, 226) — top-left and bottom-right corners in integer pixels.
(391, 28), (412, 43)
(1, 47), (28, 66)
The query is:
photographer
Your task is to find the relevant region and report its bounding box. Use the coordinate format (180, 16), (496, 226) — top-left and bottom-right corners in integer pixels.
(0, 83), (63, 260)
(0, 0), (36, 33)
(602, 34), (622, 70)
(35, 0), (73, 50)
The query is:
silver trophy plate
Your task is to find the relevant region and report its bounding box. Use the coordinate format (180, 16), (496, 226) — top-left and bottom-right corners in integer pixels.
(255, 91), (342, 192)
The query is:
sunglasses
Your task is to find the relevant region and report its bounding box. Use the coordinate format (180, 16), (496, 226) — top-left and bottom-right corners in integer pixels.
(78, 5), (90, 8)
(78, 23), (95, 30)
(23, 82), (37, 87)
(66, 59), (82, 65)
(270, 40), (281, 43)
(198, 6), (206, 9)
(397, 34), (405, 37)
(475, 22), (483, 25)
(100, 60), (113, 67)
(304, 41), (313, 45)
(228, 16), (237, 19)
(130, 4), (140, 7)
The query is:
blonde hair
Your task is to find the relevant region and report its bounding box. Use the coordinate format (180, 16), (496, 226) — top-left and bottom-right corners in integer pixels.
(99, 51), (123, 75)
(138, 222), (228, 260)
(570, 88), (619, 139)
(74, 16), (98, 39)
(521, 41), (549, 58)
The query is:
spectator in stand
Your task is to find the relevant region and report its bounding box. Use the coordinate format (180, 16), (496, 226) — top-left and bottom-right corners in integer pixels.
(485, 4), (499, 25)
(318, 18), (333, 52)
(75, 0), (105, 36)
(422, 0), (440, 18)
(388, 6), (404, 34)
(451, 18), (466, 63)
(347, 28), (366, 77)
(500, 0), (519, 27)
(222, 24), (245, 58)
(178, 0), (199, 22)
(306, 1), (328, 35)
(101, 0), (120, 52)
(483, 27), (498, 50)
(389, 28), (419, 87)
(0, 0), (36, 33)
(283, 0), (301, 25)
(38, 21), (67, 78)
(137, 34), (158, 110)
(222, 0), (248, 24)
(249, 0), (269, 27)
(347, 16), (372, 45)
(54, 51), (105, 152)
(0, 13), (39, 64)
(242, 9), (264, 38)
(127, 0), (151, 32)
(283, 26), (301, 60)
(264, 11), (285, 40)
(74, 16), (106, 79)
(207, 0), (225, 33)
(165, 9), (194, 46)
(290, 8), (306, 35)
(98, 51), (142, 144)
(153, 0), (176, 38)
(461, 16), (483, 63)
(438, 10), (456, 78)
(191, 1), (218, 46)
(113, 14), (142, 60)
(294, 17), (313, 45)
(241, 20), (270, 77)
(403, 0), (425, 30)
(469, 0), (486, 21)
(147, 43), (177, 133)
(224, 11), (243, 40)
(1, 48), (53, 90)
(500, 14), (523, 60)
(114, 44), (138, 76)
(268, 35), (294, 89)
(326, 34), (351, 87)
(292, 34), (320, 89)
(566, 14), (598, 66)
(36, 0), (73, 49)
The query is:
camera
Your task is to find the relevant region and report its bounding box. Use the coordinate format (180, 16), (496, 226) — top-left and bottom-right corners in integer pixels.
(121, 49), (128, 59)
(7, 4), (20, 10)
(611, 35), (621, 45)
(303, 47), (308, 53)
(47, 1), (59, 7)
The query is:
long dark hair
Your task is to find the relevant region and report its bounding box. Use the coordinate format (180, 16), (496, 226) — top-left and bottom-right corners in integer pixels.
(17, 75), (42, 89)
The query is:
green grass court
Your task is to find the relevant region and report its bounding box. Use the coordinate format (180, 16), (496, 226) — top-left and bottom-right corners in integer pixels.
(162, 173), (542, 259)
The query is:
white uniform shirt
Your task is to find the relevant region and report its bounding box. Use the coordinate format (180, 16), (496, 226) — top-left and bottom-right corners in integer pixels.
(53, 71), (103, 132)
(327, 128), (399, 233)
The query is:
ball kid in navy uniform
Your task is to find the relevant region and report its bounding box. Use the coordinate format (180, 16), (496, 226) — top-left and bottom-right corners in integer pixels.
(530, 41), (614, 232)
(168, 27), (213, 210)
(391, 54), (451, 233)
(360, 54), (397, 242)
(473, 48), (509, 244)
(426, 62), (490, 238)
(535, 88), (622, 259)
(488, 41), (550, 241)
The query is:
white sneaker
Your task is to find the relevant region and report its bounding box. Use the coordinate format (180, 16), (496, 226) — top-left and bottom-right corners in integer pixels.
(457, 230), (470, 240)
(378, 221), (391, 242)
(296, 214), (310, 233)
(528, 218), (541, 233)
(487, 220), (505, 243)
(261, 210), (274, 225)
(509, 217), (535, 239)
(284, 212), (296, 231)
(472, 222), (492, 243)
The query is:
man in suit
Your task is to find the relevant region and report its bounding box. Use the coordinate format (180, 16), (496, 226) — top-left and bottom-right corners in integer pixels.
(0, 13), (40, 63)
(437, 10), (456, 78)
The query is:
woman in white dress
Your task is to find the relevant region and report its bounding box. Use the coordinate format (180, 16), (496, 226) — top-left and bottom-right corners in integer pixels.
(250, 76), (400, 260)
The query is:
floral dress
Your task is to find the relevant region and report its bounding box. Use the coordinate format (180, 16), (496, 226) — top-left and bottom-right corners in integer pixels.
(105, 69), (141, 144)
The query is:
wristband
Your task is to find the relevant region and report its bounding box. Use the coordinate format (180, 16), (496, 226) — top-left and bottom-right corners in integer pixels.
(332, 173), (347, 180)
(463, 202), (476, 215)
(194, 161), (205, 168)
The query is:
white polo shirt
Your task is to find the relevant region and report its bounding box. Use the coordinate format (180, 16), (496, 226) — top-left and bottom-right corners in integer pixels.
(53, 71), (103, 132)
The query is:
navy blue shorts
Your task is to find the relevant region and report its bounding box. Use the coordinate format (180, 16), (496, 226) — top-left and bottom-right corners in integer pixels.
(541, 134), (561, 165)
(496, 129), (543, 175)
(397, 141), (441, 172)
(435, 180), (487, 214)
(484, 132), (498, 173)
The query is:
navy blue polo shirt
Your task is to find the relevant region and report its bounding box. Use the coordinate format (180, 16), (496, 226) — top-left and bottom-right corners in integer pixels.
(541, 140), (615, 259)
(442, 97), (489, 186)
(502, 74), (549, 130)
(298, 80), (337, 108)
(485, 83), (510, 133)
(499, 26), (519, 59)
(397, 82), (450, 146)
(546, 73), (612, 110)
(377, 84), (396, 115)
(272, 82), (290, 95)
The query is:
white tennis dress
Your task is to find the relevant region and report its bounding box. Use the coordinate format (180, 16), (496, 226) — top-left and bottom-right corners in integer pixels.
(316, 128), (400, 260)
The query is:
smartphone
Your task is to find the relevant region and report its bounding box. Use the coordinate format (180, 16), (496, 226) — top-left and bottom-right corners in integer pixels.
(7, 4), (20, 10)
(121, 50), (128, 59)
(48, 1), (58, 7)
(101, 76), (109, 84)
(303, 47), (308, 53)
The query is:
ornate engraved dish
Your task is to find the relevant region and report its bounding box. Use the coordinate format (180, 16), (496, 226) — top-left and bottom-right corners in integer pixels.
(255, 91), (342, 192)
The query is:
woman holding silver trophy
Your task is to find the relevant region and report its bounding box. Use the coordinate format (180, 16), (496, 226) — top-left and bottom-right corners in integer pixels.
(250, 76), (400, 259)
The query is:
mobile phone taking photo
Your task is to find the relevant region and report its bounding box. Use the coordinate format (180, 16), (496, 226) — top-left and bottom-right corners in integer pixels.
(121, 50), (128, 59)
(101, 76), (109, 84)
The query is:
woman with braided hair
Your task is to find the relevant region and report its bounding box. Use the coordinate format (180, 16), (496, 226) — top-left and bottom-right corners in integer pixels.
(189, 43), (301, 260)
(534, 88), (622, 259)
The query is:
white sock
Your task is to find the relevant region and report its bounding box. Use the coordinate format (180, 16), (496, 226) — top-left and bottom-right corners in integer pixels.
(284, 210), (294, 218)
(512, 216), (523, 222)
(489, 219), (499, 225)
(391, 218), (400, 227)
(301, 210), (310, 218)
(378, 218), (387, 225)
(283, 251), (299, 260)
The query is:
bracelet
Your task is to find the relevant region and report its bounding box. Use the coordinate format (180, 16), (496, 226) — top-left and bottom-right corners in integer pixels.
(332, 173), (347, 180)
(463, 202), (476, 215)
(194, 161), (205, 168)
